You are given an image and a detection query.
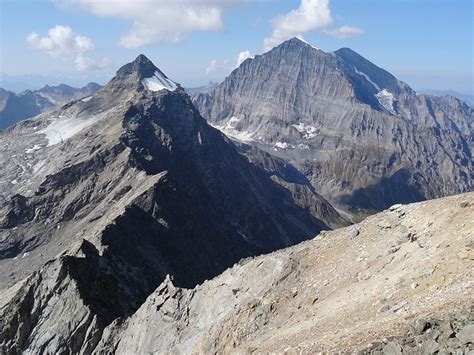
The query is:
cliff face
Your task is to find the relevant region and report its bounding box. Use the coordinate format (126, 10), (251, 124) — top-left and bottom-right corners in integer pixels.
(194, 38), (474, 217)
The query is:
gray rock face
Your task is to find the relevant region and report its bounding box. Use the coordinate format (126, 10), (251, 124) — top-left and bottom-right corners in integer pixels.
(0, 54), (330, 353)
(193, 37), (473, 217)
(0, 82), (102, 130)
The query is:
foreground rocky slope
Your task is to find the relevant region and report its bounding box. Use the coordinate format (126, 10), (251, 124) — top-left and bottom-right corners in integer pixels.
(2, 191), (471, 353)
(194, 38), (474, 218)
(0, 83), (101, 129)
(94, 192), (473, 353)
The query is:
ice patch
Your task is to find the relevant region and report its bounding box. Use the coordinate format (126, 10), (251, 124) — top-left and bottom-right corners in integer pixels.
(81, 96), (93, 102)
(273, 142), (296, 150)
(210, 116), (255, 142)
(353, 66), (381, 91)
(142, 71), (178, 92)
(292, 123), (318, 139)
(38, 113), (104, 146)
(375, 89), (396, 114)
(11, 179), (18, 185)
(25, 144), (42, 154)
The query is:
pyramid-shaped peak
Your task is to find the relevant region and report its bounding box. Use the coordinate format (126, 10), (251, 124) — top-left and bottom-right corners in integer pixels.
(116, 54), (158, 78)
(112, 54), (179, 92)
(273, 37), (322, 52)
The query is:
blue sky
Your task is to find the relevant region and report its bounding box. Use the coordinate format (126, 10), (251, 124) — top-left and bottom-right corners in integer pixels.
(0, 0), (472, 93)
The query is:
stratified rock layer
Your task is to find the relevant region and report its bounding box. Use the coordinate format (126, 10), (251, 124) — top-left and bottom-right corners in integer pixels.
(194, 38), (474, 217)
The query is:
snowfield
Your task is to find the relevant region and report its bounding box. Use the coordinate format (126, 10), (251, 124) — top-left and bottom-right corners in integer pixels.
(38, 113), (106, 146)
(375, 89), (396, 114)
(210, 116), (255, 142)
(353, 66), (381, 91)
(25, 144), (42, 154)
(142, 71), (178, 92)
(292, 122), (318, 139)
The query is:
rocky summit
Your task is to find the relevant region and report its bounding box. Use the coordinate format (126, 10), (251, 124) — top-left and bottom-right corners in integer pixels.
(194, 37), (474, 219)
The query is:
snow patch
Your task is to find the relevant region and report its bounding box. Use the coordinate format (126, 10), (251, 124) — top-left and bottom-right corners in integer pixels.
(142, 71), (178, 92)
(38, 113), (105, 146)
(375, 89), (396, 114)
(353, 66), (381, 91)
(25, 144), (42, 154)
(273, 141), (297, 150)
(81, 96), (93, 102)
(210, 116), (255, 142)
(292, 123), (318, 139)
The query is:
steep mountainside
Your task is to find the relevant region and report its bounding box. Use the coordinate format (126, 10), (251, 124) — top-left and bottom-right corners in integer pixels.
(0, 54), (337, 353)
(2, 190), (472, 353)
(0, 83), (101, 130)
(194, 38), (474, 217)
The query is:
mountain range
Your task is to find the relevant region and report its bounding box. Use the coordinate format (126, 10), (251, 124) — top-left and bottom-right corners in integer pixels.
(0, 83), (101, 130)
(194, 38), (473, 218)
(0, 53), (345, 353)
(0, 39), (472, 353)
(419, 89), (474, 107)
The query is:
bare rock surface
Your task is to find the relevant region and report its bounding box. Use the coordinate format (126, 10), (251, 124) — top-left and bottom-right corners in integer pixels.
(194, 38), (474, 219)
(2, 192), (468, 353)
(92, 192), (472, 353)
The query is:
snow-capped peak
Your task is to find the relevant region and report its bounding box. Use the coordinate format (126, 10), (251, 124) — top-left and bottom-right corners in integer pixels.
(142, 70), (178, 92)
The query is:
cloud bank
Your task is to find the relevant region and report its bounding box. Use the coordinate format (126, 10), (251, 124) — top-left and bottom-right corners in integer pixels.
(54, 0), (247, 48)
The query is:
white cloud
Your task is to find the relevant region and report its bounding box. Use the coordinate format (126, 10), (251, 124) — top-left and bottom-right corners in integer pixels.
(322, 25), (365, 39)
(54, 0), (246, 48)
(26, 25), (94, 57)
(75, 55), (111, 71)
(27, 25), (110, 72)
(206, 59), (218, 75)
(235, 50), (253, 68)
(263, 0), (332, 51)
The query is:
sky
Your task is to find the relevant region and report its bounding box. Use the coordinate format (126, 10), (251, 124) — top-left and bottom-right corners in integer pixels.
(0, 0), (472, 93)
